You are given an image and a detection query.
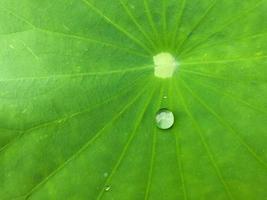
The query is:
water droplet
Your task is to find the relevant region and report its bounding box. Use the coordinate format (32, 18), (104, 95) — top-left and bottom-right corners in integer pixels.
(155, 108), (174, 130)
(104, 185), (111, 191)
(103, 172), (108, 177)
(163, 96), (167, 99)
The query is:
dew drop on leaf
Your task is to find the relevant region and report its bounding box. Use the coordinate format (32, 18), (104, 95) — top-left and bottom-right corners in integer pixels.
(155, 108), (174, 130)
(104, 185), (111, 192)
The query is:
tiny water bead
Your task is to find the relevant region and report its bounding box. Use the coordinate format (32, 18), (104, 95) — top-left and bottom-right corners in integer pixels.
(155, 108), (175, 130)
(104, 185), (111, 191)
(153, 52), (178, 78)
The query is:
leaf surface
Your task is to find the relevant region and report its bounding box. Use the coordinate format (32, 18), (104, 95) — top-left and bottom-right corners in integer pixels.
(0, 0), (267, 199)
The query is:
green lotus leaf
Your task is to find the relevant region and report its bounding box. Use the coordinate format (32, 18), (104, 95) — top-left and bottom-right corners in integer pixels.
(0, 0), (267, 199)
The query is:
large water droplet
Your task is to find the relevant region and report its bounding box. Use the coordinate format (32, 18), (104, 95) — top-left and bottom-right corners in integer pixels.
(155, 108), (174, 130)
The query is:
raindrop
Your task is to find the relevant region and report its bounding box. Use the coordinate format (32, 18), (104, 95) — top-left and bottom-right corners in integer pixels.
(104, 185), (111, 191)
(103, 172), (108, 177)
(155, 108), (174, 130)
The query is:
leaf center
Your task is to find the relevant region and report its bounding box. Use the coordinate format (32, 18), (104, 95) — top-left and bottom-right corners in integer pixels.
(153, 52), (178, 78)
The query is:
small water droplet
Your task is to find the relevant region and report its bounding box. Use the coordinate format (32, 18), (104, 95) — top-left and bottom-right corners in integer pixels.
(103, 172), (108, 177)
(104, 185), (111, 191)
(155, 108), (174, 130)
(163, 96), (167, 99)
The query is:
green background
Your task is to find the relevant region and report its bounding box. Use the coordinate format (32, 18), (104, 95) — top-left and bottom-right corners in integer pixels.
(0, 0), (267, 199)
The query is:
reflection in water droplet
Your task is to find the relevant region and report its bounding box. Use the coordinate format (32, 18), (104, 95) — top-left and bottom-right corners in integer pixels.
(104, 186), (111, 191)
(163, 96), (167, 99)
(155, 108), (174, 130)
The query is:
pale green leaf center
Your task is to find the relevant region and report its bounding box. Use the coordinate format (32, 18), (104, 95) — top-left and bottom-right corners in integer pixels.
(153, 52), (178, 78)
